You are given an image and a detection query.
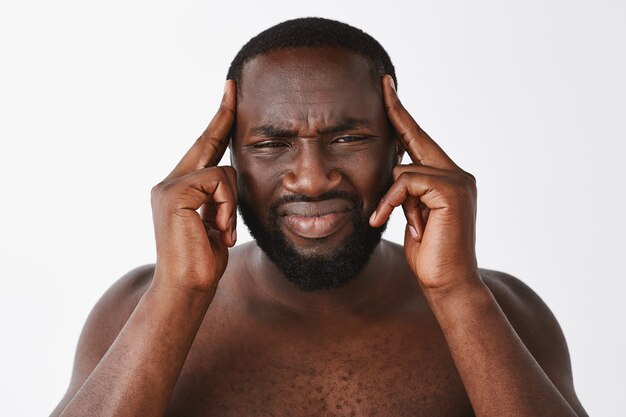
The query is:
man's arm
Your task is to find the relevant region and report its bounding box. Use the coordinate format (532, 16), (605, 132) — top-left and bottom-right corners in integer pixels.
(426, 268), (588, 417)
(371, 74), (588, 416)
(50, 80), (239, 417)
(421, 270), (587, 417)
(50, 267), (215, 417)
(481, 270), (588, 416)
(50, 265), (153, 416)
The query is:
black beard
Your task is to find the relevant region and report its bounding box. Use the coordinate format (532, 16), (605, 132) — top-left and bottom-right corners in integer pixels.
(237, 178), (392, 293)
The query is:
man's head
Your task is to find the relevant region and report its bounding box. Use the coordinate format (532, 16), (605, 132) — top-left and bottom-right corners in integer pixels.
(228, 18), (402, 292)
(226, 17), (397, 97)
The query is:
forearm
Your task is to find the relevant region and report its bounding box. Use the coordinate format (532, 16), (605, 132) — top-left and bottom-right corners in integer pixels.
(58, 282), (214, 417)
(424, 275), (578, 417)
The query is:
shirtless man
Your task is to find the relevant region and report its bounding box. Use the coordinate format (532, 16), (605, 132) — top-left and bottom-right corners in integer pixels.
(50, 18), (588, 417)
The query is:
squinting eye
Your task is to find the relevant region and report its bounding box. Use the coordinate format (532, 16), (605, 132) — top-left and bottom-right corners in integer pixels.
(334, 136), (367, 143)
(254, 141), (287, 148)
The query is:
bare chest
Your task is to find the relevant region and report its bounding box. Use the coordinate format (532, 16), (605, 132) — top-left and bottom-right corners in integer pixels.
(165, 303), (474, 417)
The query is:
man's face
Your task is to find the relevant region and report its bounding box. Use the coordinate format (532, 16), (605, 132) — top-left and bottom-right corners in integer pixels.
(231, 47), (398, 291)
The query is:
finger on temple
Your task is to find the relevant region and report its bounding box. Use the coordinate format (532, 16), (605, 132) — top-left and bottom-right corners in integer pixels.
(166, 80), (237, 180)
(382, 75), (459, 171)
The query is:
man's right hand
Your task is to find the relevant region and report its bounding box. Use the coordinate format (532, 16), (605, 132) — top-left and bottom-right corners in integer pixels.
(150, 80), (237, 293)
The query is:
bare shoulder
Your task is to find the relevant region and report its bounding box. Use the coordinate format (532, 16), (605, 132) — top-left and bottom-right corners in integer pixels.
(50, 265), (155, 416)
(76, 264), (154, 354)
(478, 268), (588, 417)
(63, 264), (155, 380)
(479, 268), (551, 319)
(76, 264), (156, 355)
(478, 268), (566, 361)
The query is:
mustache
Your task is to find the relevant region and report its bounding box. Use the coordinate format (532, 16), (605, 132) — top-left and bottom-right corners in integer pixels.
(270, 190), (362, 213)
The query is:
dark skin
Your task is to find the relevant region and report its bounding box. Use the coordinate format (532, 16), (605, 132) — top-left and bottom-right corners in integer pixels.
(51, 47), (588, 417)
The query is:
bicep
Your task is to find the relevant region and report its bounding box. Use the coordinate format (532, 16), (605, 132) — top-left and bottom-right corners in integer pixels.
(49, 265), (154, 416)
(482, 269), (589, 417)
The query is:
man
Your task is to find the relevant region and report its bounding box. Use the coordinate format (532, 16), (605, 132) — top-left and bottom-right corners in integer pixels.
(51, 18), (588, 417)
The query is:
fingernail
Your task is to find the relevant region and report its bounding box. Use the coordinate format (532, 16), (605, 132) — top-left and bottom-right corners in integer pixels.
(388, 75), (396, 91)
(408, 224), (419, 240)
(369, 210), (377, 224)
(231, 228), (237, 244)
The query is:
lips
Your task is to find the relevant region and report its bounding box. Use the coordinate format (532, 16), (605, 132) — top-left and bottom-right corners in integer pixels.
(279, 199), (353, 239)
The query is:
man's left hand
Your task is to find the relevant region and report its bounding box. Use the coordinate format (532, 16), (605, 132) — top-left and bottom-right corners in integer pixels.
(369, 75), (480, 294)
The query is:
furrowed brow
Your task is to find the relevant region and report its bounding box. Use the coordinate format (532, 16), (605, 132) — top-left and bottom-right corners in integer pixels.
(249, 116), (372, 138)
(249, 124), (299, 138)
(317, 117), (372, 135)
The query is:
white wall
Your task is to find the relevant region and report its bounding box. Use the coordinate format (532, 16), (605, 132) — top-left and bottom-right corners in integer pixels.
(1, 0), (623, 415)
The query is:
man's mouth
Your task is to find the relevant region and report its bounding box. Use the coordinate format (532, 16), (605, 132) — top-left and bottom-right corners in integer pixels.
(278, 199), (353, 239)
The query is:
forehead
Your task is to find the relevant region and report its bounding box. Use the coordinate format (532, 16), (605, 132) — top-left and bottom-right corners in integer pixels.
(236, 47), (383, 133)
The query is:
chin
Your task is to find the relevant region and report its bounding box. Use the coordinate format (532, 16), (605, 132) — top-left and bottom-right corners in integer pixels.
(241, 205), (388, 292)
(236, 181), (393, 291)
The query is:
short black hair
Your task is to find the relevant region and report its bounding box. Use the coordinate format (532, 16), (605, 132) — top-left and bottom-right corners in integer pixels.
(226, 17), (397, 94)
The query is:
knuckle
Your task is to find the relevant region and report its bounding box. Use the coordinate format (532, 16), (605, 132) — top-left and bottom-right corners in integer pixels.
(202, 171), (235, 206)
(217, 166), (238, 194)
(151, 180), (174, 207)
(222, 165), (237, 178)
(150, 181), (167, 199)
(461, 170), (477, 185)
(463, 170), (476, 181)
(447, 179), (473, 202)
(212, 166), (230, 184)
(392, 165), (405, 178)
(459, 171), (478, 195)
(395, 171), (411, 182)
(213, 165), (228, 176)
(398, 171), (421, 188)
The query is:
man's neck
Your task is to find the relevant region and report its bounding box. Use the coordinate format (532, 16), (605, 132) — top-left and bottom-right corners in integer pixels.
(243, 239), (409, 321)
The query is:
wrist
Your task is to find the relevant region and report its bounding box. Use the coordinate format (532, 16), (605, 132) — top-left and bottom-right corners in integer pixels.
(421, 271), (493, 318)
(421, 269), (483, 298)
(152, 262), (222, 295)
(145, 281), (217, 313)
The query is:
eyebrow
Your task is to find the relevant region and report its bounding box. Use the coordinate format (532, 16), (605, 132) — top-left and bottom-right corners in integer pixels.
(249, 116), (372, 138)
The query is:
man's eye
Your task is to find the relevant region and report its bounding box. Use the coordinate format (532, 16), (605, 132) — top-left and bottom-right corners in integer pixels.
(334, 136), (368, 143)
(254, 141), (287, 148)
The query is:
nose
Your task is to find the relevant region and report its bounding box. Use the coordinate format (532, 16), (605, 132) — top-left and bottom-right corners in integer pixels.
(282, 142), (342, 197)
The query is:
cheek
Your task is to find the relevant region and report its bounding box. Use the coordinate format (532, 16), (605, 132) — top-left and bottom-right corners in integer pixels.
(342, 144), (396, 209)
(235, 156), (283, 211)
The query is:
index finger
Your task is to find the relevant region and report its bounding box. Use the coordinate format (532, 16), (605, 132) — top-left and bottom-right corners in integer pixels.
(166, 79), (237, 180)
(382, 75), (459, 170)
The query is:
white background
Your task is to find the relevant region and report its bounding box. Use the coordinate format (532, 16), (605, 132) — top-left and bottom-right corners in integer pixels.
(1, 0), (624, 415)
